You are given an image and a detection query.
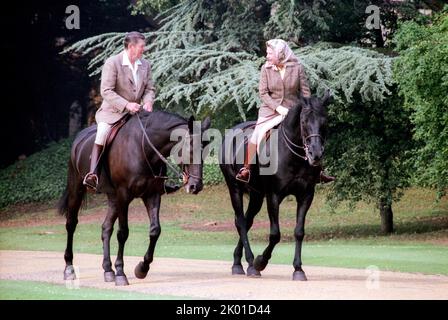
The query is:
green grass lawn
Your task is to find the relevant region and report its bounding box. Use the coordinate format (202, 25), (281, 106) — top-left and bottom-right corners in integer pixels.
(0, 185), (447, 276)
(0, 221), (447, 275)
(0, 279), (186, 300)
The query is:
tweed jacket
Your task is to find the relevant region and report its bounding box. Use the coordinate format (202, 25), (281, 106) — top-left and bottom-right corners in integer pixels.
(96, 51), (156, 124)
(258, 61), (311, 118)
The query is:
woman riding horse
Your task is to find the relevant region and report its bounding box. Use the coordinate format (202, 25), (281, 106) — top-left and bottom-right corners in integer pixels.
(236, 39), (334, 184)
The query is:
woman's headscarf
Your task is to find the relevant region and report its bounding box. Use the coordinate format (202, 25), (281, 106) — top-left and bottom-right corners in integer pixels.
(265, 39), (299, 69)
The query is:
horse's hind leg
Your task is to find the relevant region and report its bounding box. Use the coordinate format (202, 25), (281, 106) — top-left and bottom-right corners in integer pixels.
(134, 193), (161, 280)
(229, 188), (259, 277)
(101, 194), (119, 282)
(62, 178), (85, 280)
(253, 193), (281, 273)
(112, 191), (131, 286)
(232, 192), (264, 276)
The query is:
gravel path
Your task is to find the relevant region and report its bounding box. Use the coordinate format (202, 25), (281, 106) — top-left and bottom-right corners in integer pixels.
(1, 250), (447, 299)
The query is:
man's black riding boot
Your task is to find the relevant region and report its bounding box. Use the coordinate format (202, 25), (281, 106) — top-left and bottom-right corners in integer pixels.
(318, 168), (335, 184)
(83, 143), (103, 191)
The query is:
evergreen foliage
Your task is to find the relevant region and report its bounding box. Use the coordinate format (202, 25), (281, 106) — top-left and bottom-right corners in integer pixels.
(393, 7), (448, 196)
(59, 0), (438, 232)
(325, 92), (414, 215)
(64, 0), (395, 120)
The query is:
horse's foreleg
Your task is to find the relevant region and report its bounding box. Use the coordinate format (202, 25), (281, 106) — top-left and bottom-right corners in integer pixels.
(292, 191), (314, 281)
(253, 193), (281, 273)
(101, 194), (118, 282)
(232, 192), (264, 275)
(134, 193), (161, 280)
(113, 193), (130, 286)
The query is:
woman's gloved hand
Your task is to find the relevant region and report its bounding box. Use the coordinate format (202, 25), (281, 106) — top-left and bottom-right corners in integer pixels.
(276, 105), (289, 116)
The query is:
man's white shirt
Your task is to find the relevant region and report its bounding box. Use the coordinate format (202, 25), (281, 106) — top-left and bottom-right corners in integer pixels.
(122, 50), (142, 86)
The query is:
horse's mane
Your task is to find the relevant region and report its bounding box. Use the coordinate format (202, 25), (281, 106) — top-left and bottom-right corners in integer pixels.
(137, 110), (188, 130)
(301, 96), (327, 118)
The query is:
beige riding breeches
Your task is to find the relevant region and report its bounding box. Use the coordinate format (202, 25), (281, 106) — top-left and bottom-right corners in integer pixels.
(95, 122), (112, 146)
(249, 114), (285, 152)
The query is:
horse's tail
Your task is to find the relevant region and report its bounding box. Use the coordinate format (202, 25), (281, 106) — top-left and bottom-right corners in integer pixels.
(57, 157), (85, 217)
(57, 187), (70, 217)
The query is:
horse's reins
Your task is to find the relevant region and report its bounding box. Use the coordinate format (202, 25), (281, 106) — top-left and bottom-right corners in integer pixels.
(239, 112), (323, 161)
(280, 122), (324, 161)
(135, 109), (201, 185)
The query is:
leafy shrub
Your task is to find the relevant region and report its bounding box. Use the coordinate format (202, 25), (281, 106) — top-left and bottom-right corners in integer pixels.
(0, 139), (72, 208)
(0, 139), (224, 208)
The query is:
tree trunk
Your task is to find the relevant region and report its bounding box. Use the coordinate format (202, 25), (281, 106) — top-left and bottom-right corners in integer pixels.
(379, 199), (394, 234)
(374, 28), (384, 48)
(68, 100), (82, 137)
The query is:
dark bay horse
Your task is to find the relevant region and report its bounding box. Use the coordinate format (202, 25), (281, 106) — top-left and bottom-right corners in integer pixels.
(220, 92), (331, 281)
(58, 111), (211, 285)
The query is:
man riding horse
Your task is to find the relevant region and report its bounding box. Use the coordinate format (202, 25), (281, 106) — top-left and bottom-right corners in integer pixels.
(83, 31), (156, 191)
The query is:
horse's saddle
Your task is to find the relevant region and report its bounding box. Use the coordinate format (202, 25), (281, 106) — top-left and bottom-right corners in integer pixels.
(75, 114), (132, 194)
(104, 113), (132, 149)
(238, 122), (279, 168)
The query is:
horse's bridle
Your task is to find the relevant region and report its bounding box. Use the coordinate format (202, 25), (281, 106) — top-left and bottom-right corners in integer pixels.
(180, 132), (203, 185)
(281, 124), (324, 161)
(136, 112), (203, 186)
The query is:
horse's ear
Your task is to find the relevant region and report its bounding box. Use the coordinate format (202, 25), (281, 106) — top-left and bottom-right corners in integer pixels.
(322, 89), (333, 107)
(201, 116), (211, 131)
(188, 115), (195, 133)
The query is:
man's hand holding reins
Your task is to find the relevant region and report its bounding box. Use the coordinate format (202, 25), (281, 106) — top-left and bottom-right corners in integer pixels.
(142, 101), (153, 112)
(126, 102), (141, 114)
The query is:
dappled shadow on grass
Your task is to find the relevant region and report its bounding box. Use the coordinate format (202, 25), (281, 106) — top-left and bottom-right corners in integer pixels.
(249, 215), (448, 242)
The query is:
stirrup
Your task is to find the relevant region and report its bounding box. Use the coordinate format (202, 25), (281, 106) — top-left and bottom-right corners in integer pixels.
(164, 182), (181, 194)
(83, 172), (98, 191)
(236, 167), (251, 183)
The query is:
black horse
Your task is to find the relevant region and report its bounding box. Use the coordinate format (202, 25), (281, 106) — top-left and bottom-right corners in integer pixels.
(58, 111), (211, 286)
(219, 92), (331, 280)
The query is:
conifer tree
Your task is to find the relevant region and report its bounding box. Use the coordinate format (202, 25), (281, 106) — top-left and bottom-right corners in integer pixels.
(63, 0), (432, 233)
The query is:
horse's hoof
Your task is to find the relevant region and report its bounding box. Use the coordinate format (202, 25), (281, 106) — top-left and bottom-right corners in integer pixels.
(63, 265), (76, 280)
(292, 270), (308, 281)
(134, 261), (149, 279)
(231, 264), (245, 275)
(247, 266), (261, 277)
(104, 271), (116, 282)
(115, 275), (129, 286)
(253, 255), (268, 272)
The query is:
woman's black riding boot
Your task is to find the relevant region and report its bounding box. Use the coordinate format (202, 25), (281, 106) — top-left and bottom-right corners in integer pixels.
(83, 143), (103, 191)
